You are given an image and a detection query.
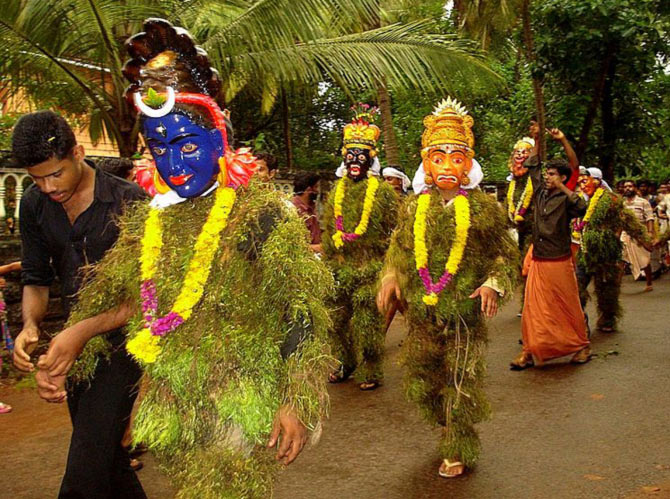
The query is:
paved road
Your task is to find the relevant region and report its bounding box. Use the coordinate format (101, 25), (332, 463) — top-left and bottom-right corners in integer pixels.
(2, 276), (670, 498)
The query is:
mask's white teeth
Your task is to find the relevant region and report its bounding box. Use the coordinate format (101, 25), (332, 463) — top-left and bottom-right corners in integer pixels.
(133, 87), (176, 118)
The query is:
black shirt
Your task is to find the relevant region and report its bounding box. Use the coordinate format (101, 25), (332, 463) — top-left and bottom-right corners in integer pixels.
(527, 156), (586, 259)
(20, 161), (147, 341)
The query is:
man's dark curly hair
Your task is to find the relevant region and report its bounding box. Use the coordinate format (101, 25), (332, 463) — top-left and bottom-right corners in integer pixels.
(545, 158), (572, 184)
(12, 111), (76, 168)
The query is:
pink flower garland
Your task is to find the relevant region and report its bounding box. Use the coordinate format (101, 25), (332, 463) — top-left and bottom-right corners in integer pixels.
(140, 279), (184, 337)
(417, 189), (467, 297)
(334, 216), (361, 242)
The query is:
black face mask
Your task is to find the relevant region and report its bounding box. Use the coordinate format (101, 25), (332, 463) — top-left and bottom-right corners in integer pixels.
(344, 147), (371, 182)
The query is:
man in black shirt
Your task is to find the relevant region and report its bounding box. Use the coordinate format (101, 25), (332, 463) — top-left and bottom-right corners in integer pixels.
(12, 111), (147, 498)
(512, 124), (590, 370)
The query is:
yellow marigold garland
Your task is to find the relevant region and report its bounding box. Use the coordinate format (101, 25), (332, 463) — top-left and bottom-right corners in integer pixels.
(332, 175), (380, 248)
(507, 177), (533, 223)
(127, 186), (237, 363)
(572, 187), (604, 242)
(414, 191), (471, 305)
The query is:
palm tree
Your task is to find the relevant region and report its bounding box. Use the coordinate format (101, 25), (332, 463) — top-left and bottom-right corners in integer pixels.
(1, 0), (502, 158)
(455, 0), (547, 159)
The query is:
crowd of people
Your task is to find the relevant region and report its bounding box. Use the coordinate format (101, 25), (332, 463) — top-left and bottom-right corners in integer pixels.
(3, 17), (669, 499)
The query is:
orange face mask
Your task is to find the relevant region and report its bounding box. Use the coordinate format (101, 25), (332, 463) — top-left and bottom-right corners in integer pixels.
(425, 148), (472, 191)
(579, 175), (599, 197)
(511, 147), (531, 177)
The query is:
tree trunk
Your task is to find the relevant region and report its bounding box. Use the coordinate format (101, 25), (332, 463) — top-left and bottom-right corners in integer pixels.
(376, 80), (400, 167)
(576, 42), (617, 159)
(521, 0), (546, 160)
(600, 58), (617, 183)
(281, 90), (293, 170)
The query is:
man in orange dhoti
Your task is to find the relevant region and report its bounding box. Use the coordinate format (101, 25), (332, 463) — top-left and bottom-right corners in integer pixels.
(511, 125), (590, 369)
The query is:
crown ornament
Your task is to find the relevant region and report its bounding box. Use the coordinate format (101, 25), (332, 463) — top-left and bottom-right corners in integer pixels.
(513, 137), (535, 150)
(421, 97), (475, 158)
(342, 103), (381, 156)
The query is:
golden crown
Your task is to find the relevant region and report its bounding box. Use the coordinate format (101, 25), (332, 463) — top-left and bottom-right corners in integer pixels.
(342, 104), (380, 153)
(421, 97), (475, 158)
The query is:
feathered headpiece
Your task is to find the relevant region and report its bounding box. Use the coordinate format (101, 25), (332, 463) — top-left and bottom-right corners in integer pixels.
(341, 103), (381, 156)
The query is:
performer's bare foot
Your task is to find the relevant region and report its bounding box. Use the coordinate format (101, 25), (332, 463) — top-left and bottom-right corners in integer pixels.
(509, 351), (534, 370)
(438, 459), (465, 478)
(644, 285), (653, 292)
(570, 346), (591, 364)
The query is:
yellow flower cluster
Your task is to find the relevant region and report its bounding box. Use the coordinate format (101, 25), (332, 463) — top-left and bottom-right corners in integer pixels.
(572, 187), (604, 241)
(507, 178), (533, 223)
(129, 186), (237, 363)
(332, 175), (380, 249)
(413, 194), (431, 270)
(446, 195), (471, 274)
(140, 209), (164, 279)
(126, 328), (161, 364)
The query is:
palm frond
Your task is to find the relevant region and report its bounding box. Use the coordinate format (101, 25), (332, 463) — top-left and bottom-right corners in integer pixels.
(217, 21), (503, 101)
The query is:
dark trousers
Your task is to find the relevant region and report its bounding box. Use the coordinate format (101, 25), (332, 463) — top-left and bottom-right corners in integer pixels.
(59, 348), (146, 499)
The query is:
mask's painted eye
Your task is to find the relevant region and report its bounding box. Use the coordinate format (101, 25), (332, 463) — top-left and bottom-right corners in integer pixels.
(181, 143), (198, 153)
(152, 146), (166, 156)
(452, 156), (463, 165)
(346, 153), (354, 161)
(358, 154), (366, 162)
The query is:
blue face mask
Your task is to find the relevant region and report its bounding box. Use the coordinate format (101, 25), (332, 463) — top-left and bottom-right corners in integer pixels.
(143, 113), (223, 198)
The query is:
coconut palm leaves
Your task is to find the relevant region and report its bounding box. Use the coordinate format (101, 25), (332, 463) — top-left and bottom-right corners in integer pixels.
(1, 0), (502, 154)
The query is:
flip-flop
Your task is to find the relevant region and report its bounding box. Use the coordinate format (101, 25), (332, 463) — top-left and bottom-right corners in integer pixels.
(438, 459), (465, 478)
(0, 402), (12, 414)
(359, 380), (380, 391)
(328, 366), (353, 384)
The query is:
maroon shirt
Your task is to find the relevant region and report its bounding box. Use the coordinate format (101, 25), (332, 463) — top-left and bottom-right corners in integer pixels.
(291, 195), (321, 245)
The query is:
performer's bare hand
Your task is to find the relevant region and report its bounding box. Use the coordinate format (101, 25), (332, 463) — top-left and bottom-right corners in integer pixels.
(37, 328), (85, 377)
(13, 326), (40, 372)
(376, 275), (400, 314)
(267, 405), (307, 465)
(36, 363), (67, 403)
(547, 128), (566, 141)
(469, 286), (499, 318)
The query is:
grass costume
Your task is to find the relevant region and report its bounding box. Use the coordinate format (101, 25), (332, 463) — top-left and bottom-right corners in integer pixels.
(67, 19), (333, 498)
(574, 170), (649, 332)
(381, 98), (518, 476)
(322, 104), (399, 389)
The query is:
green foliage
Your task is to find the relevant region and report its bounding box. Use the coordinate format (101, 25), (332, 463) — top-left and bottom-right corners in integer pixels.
(321, 178), (399, 381)
(0, 113), (21, 150)
(67, 181), (334, 497)
(383, 189), (519, 465)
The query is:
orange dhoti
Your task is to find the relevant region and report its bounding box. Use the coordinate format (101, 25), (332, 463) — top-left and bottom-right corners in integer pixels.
(521, 255), (589, 363)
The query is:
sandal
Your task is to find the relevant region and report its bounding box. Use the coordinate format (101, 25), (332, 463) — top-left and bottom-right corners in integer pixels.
(359, 380), (380, 391)
(438, 459), (465, 478)
(0, 402), (11, 414)
(328, 365), (353, 384)
(129, 458), (144, 472)
(510, 352), (534, 371)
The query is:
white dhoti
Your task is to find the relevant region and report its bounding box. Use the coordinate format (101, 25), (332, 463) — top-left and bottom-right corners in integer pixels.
(621, 231), (650, 279)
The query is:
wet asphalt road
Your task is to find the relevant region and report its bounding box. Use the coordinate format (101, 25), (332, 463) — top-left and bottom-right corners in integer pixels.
(2, 275), (669, 498)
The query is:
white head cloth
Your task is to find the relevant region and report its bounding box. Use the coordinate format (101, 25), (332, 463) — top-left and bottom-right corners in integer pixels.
(335, 156), (381, 178)
(586, 167), (612, 191)
(382, 167), (411, 192)
(412, 158), (484, 194)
